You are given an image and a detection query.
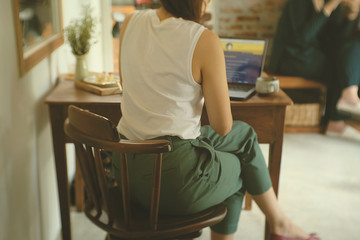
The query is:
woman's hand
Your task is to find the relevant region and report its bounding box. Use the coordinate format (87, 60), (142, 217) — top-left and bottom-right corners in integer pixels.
(322, 0), (343, 16)
(313, 0), (325, 12)
(342, 0), (360, 20)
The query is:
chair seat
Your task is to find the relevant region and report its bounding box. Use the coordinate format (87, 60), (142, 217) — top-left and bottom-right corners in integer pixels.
(85, 187), (227, 240)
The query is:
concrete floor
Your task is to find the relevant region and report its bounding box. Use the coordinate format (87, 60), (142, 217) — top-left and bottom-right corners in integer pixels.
(68, 133), (360, 240)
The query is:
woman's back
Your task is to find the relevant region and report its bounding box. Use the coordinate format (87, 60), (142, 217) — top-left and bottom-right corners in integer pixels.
(118, 9), (206, 140)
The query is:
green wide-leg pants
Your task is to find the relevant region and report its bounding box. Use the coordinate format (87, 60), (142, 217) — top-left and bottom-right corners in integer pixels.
(111, 120), (272, 234)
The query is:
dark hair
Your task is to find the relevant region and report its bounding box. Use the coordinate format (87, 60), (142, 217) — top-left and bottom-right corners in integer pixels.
(159, 0), (203, 23)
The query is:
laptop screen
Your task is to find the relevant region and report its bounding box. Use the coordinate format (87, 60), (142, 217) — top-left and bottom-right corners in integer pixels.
(221, 38), (267, 85)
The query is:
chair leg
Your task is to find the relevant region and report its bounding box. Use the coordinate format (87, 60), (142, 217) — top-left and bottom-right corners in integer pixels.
(244, 191), (252, 210)
(75, 156), (85, 211)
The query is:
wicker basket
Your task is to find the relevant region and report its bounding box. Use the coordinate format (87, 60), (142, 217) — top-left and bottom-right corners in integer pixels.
(285, 103), (322, 126)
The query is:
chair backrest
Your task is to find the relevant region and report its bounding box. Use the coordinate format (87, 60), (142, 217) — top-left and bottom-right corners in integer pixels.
(64, 105), (226, 240)
(64, 105), (171, 231)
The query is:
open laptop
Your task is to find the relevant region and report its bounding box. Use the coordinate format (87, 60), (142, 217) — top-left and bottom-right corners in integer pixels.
(221, 38), (268, 100)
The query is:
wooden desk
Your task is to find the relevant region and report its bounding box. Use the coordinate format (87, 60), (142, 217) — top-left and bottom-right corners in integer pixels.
(46, 79), (292, 240)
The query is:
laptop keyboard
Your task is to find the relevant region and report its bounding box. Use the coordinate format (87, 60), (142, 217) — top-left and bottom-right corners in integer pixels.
(228, 83), (254, 91)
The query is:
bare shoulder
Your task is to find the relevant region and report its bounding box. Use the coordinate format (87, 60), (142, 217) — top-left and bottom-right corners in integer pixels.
(125, 12), (135, 21)
(120, 12), (135, 42)
(197, 29), (222, 51)
(119, 11), (136, 83)
(195, 29), (223, 66)
(122, 12), (135, 29)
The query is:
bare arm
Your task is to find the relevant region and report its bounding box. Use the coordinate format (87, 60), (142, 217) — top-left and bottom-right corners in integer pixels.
(193, 30), (233, 136)
(341, 0), (360, 20)
(322, 0), (342, 16)
(118, 12), (134, 86)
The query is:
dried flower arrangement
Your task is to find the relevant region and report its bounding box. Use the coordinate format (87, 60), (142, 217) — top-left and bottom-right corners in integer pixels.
(65, 5), (97, 56)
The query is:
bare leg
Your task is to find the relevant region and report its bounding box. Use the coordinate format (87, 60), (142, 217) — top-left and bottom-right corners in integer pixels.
(252, 187), (310, 239)
(210, 187), (311, 240)
(211, 230), (234, 240)
(326, 120), (347, 134)
(327, 86), (360, 134)
(338, 85), (360, 105)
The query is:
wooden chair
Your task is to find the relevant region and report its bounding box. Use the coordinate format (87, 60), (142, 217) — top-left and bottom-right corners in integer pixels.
(64, 105), (227, 240)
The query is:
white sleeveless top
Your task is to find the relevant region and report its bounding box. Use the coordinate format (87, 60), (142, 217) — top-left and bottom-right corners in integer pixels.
(118, 9), (206, 140)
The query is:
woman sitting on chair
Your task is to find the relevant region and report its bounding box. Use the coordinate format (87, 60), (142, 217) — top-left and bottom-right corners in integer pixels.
(112, 0), (320, 239)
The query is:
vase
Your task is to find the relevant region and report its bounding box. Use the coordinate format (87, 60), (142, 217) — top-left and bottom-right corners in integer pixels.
(75, 54), (88, 81)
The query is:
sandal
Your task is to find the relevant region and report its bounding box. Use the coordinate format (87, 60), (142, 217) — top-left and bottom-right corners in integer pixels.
(337, 102), (360, 118)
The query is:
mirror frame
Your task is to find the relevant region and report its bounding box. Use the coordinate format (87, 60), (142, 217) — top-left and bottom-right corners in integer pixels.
(12, 0), (64, 76)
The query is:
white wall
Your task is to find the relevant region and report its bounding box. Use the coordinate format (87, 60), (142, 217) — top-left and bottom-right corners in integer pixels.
(0, 0), (109, 239)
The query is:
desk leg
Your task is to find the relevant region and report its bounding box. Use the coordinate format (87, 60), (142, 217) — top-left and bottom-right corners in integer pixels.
(264, 107), (286, 240)
(49, 105), (72, 240)
(268, 107), (286, 197)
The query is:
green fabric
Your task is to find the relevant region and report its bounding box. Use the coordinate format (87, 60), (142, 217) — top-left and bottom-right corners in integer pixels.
(110, 121), (272, 234)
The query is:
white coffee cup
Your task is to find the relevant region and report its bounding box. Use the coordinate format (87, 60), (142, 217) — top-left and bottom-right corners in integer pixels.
(255, 77), (279, 94)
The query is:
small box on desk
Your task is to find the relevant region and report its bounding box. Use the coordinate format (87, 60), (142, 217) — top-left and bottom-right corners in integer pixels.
(59, 73), (122, 96)
(75, 80), (121, 96)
